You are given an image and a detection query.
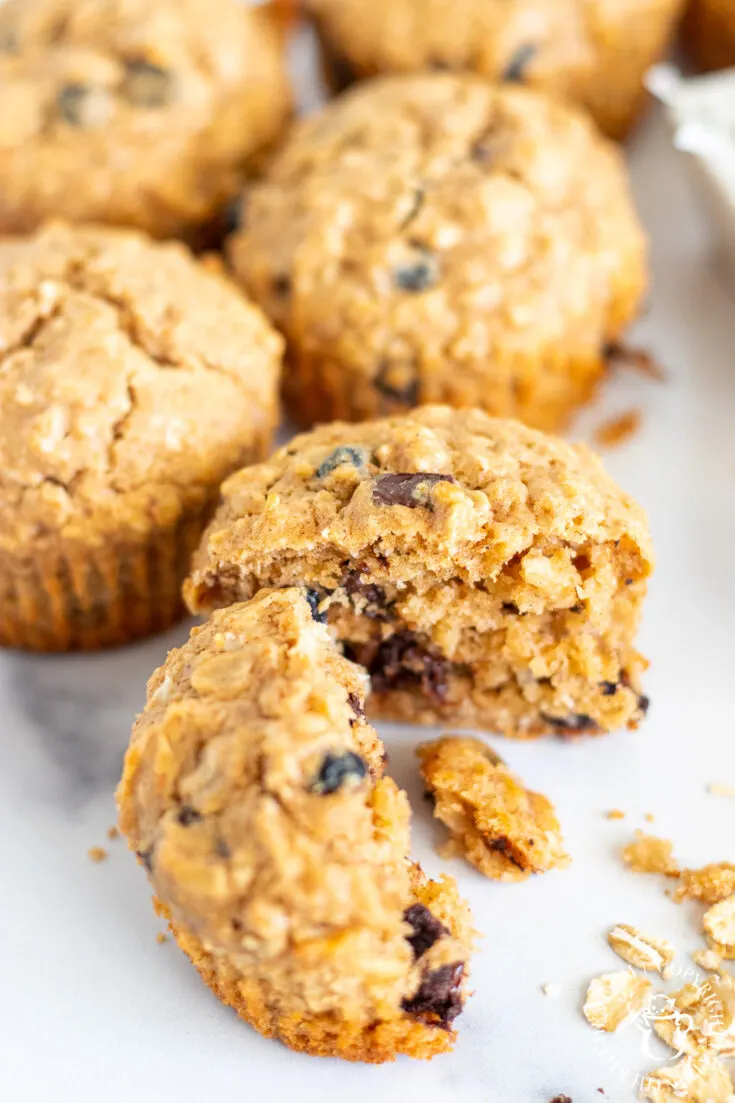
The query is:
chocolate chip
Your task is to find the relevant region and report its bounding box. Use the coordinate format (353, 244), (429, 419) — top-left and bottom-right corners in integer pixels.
(316, 446), (366, 479)
(542, 712), (600, 735)
(502, 602), (520, 614)
(374, 360), (419, 405)
(123, 60), (173, 107)
(57, 83), (108, 127)
(625, 578), (634, 586)
(342, 570), (387, 617)
(486, 835), (526, 871)
(402, 962), (464, 1027)
(310, 751), (368, 795)
(637, 693), (650, 716)
(346, 691), (365, 723)
(502, 43), (537, 82)
(347, 631), (452, 704)
(403, 904), (449, 959)
(393, 247), (439, 293)
(177, 805), (202, 827)
(305, 589), (328, 624)
(136, 848), (153, 872)
(372, 472), (455, 509)
(601, 681), (618, 696)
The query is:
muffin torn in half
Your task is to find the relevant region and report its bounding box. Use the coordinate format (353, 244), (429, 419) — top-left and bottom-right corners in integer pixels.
(117, 589), (474, 1063)
(185, 406), (653, 738)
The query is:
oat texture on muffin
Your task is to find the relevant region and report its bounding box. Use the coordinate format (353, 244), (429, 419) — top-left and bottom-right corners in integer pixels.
(684, 0), (735, 72)
(0, 0), (291, 242)
(185, 406), (653, 738)
(117, 588), (474, 1063)
(229, 74), (647, 432)
(0, 221), (282, 651)
(418, 736), (570, 879)
(307, 0), (685, 139)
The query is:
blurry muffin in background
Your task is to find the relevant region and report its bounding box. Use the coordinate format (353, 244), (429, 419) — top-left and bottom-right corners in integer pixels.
(227, 74), (647, 433)
(684, 0), (735, 72)
(0, 0), (291, 244)
(307, 0), (685, 139)
(0, 222), (283, 652)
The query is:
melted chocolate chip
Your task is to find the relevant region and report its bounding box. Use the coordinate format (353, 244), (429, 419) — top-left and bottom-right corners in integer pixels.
(346, 691), (365, 722)
(502, 602), (520, 614)
(393, 248), (439, 293)
(316, 446), (366, 479)
(486, 835), (526, 871)
(305, 588), (328, 623)
(310, 751), (368, 795)
(403, 904), (449, 959)
(402, 962), (464, 1027)
(123, 60), (173, 107)
(374, 360), (419, 405)
(136, 848), (153, 872)
(343, 570), (387, 616)
(502, 43), (537, 82)
(177, 805), (202, 827)
(542, 712), (600, 735)
(601, 681), (618, 696)
(347, 631), (452, 704)
(372, 472), (455, 509)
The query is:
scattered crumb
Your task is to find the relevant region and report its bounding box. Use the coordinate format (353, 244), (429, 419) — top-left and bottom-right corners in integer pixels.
(594, 409), (642, 449)
(702, 896), (735, 960)
(622, 831), (680, 877)
(155, 932), (168, 945)
(605, 340), (666, 381)
(548, 1097), (573, 1103)
(583, 971), (652, 1032)
(606, 809), (626, 820)
(87, 846), (108, 863)
(692, 948), (722, 972)
(674, 865), (735, 905)
(644, 813), (655, 824)
(640, 1054), (733, 1103)
(417, 736), (570, 881)
(707, 783), (735, 798)
(653, 974), (735, 1057)
(542, 983), (562, 997)
(106, 826), (119, 841)
(608, 925), (676, 978)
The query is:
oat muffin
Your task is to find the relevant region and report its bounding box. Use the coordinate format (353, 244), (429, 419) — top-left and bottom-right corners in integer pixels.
(228, 75), (647, 433)
(684, 0), (735, 72)
(308, 0), (685, 140)
(0, 0), (291, 243)
(418, 736), (569, 880)
(185, 406), (654, 739)
(118, 589), (474, 1062)
(0, 222), (282, 651)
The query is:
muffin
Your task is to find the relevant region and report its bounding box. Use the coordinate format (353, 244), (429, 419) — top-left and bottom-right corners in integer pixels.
(0, 222), (283, 651)
(307, 0), (685, 140)
(684, 0), (735, 71)
(0, 0), (291, 243)
(185, 406), (653, 739)
(228, 74), (647, 433)
(118, 589), (474, 1062)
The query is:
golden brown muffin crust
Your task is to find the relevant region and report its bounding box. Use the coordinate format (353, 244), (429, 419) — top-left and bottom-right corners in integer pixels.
(229, 74), (647, 432)
(0, 0), (291, 239)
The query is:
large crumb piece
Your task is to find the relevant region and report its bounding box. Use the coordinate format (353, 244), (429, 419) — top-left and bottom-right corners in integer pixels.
(622, 831), (679, 876)
(703, 896), (735, 960)
(692, 949), (723, 972)
(594, 409), (642, 449)
(583, 971), (652, 1032)
(674, 865), (735, 906)
(653, 975), (735, 1058)
(640, 1055), (734, 1103)
(87, 846), (108, 863)
(417, 736), (570, 882)
(607, 925), (676, 978)
(606, 809), (626, 820)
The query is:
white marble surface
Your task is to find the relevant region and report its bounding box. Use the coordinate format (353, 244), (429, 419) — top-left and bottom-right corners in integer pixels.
(3, 33), (735, 1103)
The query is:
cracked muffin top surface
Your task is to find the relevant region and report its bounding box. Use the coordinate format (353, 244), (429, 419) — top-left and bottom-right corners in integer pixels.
(0, 0), (291, 238)
(228, 73), (646, 387)
(0, 221), (283, 552)
(186, 405), (654, 612)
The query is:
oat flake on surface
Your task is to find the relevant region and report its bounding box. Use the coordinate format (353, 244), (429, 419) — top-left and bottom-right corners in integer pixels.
(703, 896), (735, 960)
(608, 924), (676, 977)
(639, 1054), (734, 1103)
(583, 971), (652, 1032)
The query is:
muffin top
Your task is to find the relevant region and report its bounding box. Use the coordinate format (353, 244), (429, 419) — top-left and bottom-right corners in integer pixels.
(228, 73), (646, 399)
(0, 0), (291, 238)
(0, 222), (283, 552)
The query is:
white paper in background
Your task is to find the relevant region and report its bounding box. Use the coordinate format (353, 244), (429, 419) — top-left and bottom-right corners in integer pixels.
(2, 23), (735, 1103)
